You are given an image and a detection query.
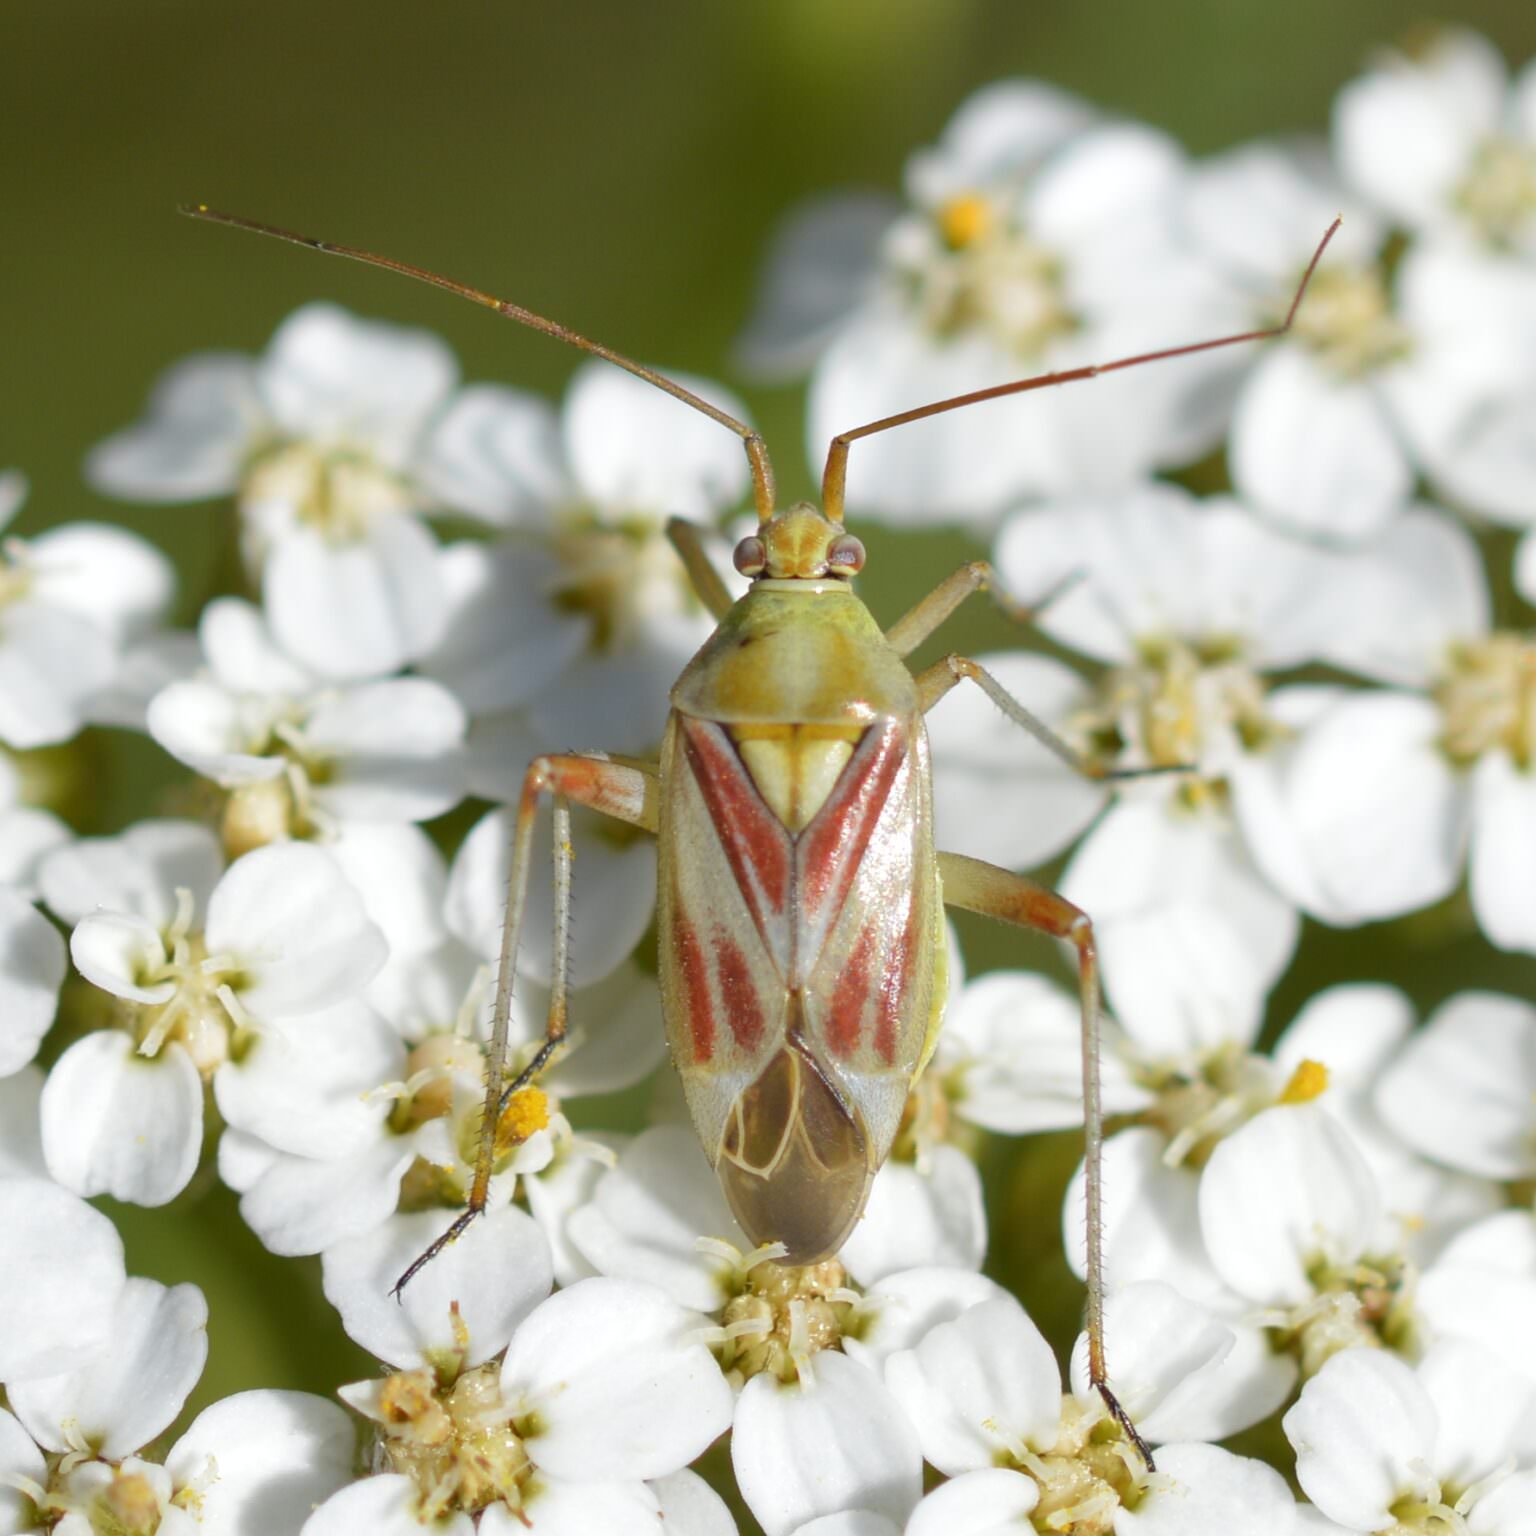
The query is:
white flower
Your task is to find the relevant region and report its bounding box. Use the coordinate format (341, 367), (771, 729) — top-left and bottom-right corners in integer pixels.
(88, 303), (473, 680)
(0, 471), (175, 749)
(38, 825), (387, 1205)
(147, 598), (467, 850)
(1284, 1342), (1536, 1532)
(740, 84), (1238, 523)
(420, 360), (749, 775)
(933, 482), (1371, 1039)
(1258, 508), (1536, 951)
(1179, 141), (1519, 538)
(1334, 29), (1536, 255)
(0, 749), (70, 898)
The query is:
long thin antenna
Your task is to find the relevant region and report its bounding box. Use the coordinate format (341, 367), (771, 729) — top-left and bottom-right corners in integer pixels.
(820, 217), (1343, 523)
(181, 204), (778, 521)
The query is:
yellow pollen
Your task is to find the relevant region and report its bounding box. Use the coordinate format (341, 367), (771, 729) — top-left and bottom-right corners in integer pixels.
(938, 192), (995, 250)
(495, 1087), (551, 1155)
(1279, 1059), (1330, 1105)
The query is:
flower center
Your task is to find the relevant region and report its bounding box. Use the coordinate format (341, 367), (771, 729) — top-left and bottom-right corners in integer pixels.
(1281, 1252), (1417, 1378)
(898, 193), (1079, 356)
(999, 1396), (1145, 1535)
(551, 511), (701, 653)
(375, 1361), (532, 1517)
(1436, 632), (1536, 770)
(128, 889), (244, 1075)
(1286, 263), (1412, 379)
(718, 1258), (856, 1384)
(1453, 136), (1536, 250)
(243, 441), (413, 545)
(1075, 636), (1278, 814)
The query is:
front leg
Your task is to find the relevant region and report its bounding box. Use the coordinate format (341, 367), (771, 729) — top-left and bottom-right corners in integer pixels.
(394, 752), (658, 1294)
(938, 850), (1153, 1473)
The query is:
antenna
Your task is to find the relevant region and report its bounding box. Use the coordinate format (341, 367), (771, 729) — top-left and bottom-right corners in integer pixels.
(819, 217), (1343, 523)
(180, 205), (778, 521)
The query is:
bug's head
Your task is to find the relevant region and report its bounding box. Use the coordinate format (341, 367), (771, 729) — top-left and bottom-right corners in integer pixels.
(733, 502), (865, 583)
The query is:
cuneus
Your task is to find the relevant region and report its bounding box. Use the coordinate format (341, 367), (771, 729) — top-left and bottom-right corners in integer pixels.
(185, 203), (1339, 1473)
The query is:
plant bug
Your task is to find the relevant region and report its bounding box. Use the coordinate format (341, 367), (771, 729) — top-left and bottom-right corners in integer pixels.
(183, 203), (1338, 1467)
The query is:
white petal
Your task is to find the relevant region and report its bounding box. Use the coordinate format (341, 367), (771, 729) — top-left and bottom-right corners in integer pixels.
(237, 1133), (415, 1256)
(87, 628), (203, 733)
(323, 1203), (552, 1369)
(260, 302), (457, 448)
(1322, 506), (1488, 687)
(903, 1469), (1038, 1536)
(27, 523), (174, 647)
(1416, 1337), (1536, 1488)
(146, 680), (288, 785)
(501, 1277), (733, 1482)
(86, 353), (262, 501)
(0, 1406), (47, 1532)
(1067, 1282), (1231, 1444)
(926, 651), (1106, 869)
(1116, 1442), (1298, 1536)
(1286, 691), (1467, 921)
(41, 1032), (203, 1206)
(198, 596), (314, 694)
(523, 1135), (627, 1287)
(502, 1478), (661, 1536)
(1469, 752), (1536, 954)
(0, 889), (64, 1075)
(906, 79), (1095, 205)
(0, 602), (116, 749)
(68, 911), (173, 1004)
(0, 1176), (126, 1379)
(736, 193), (899, 377)
(206, 843), (388, 1019)
(166, 1388), (356, 1536)
(564, 361), (750, 521)
(1272, 983), (1415, 1092)
(265, 514), (449, 682)
(446, 804), (655, 990)
(733, 1351), (921, 1536)
(1028, 123), (1184, 245)
(327, 821), (448, 959)
(300, 1474), (467, 1536)
(214, 1000), (401, 1158)
(419, 541), (588, 714)
(885, 1295), (1060, 1473)
(1231, 349), (1412, 541)
(566, 1123), (743, 1312)
(943, 970), (1151, 1135)
(649, 1468), (737, 1536)
(9, 1278), (207, 1457)
(844, 1268), (1008, 1370)
(1374, 990), (1536, 1179)
(1283, 1350), (1435, 1529)
(304, 678), (467, 823)
(838, 1146), (985, 1285)
(416, 383), (569, 525)
(0, 1066), (46, 1177)
(1471, 1470), (1536, 1536)
(1199, 1104), (1380, 1307)
(41, 818), (223, 928)
(0, 806), (70, 897)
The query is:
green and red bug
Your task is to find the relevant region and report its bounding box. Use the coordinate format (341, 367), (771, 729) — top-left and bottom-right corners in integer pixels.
(184, 203), (1338, 1466)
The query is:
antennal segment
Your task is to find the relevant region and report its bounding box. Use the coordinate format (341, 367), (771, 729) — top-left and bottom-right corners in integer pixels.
(819, 217), (1343, 524)
(181, 205), (778, 521)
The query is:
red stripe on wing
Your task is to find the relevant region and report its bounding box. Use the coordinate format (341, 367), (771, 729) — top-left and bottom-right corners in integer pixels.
(672, 908), (715, 1064)
(680, 718), (791, 949)
(713, 927), (765, 1053)
(799, 718), (908, 928)
(826, 924), (875, 1059)
(873, 899), (919, 1066)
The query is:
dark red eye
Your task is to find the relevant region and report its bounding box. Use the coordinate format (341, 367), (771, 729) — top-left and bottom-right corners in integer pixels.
(827, 534), (865, 575)
(733, 535), (767, 577)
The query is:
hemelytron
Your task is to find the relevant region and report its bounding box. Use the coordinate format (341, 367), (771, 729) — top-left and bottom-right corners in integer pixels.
(185, 201), (1338, 1467)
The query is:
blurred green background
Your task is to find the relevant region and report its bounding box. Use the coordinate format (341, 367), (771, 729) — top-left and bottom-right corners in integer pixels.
(9, 0), (1536, 1495)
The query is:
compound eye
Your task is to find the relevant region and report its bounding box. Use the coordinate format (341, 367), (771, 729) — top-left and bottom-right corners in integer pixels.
(733, 536), (767, 577)
(826, 534), (866, 576)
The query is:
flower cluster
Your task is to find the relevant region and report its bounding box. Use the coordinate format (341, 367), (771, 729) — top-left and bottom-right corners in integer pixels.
(5, 23), (1536, 1536)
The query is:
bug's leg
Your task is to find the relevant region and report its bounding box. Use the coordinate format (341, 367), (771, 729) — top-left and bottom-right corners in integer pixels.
(937, 850), (1153, 1472)
(666, 516), (736, 620)
(393, 752), (659, 1296)
(914, 653), (1182, 784)
(884, 560), (1079, 659)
